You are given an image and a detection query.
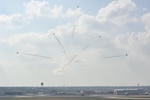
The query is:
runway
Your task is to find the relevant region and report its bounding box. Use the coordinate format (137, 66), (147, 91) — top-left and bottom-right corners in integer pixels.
(103, 95), (150, 100)
(0, 95), (150, 100)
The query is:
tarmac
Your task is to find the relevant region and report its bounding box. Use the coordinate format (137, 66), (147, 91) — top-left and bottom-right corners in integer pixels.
(1, 95), (150, 100)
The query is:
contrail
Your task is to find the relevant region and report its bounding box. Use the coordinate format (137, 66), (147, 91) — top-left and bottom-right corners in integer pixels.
(79, 44), (90, 53)
(53, 33), (67, 54)
(17, 52), (52, 59)
(65, 44), (90, 66)
(54, 34), (101, 75)
(103, 54), (128, 58)
(55, 54), (77, 75)
(54, 43), (90, 75)
(64, 54), (77, 66)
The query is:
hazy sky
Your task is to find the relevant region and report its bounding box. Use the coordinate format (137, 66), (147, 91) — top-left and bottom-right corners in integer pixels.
(0, 0), (150, 86)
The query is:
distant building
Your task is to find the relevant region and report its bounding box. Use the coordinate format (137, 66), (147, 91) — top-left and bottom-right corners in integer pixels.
(114, 88), (145, 95)
(80, 90), (96, 96)
(4, 91), (23, 95)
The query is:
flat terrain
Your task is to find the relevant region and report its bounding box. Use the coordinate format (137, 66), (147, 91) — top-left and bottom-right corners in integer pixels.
(0, 96), (150, 100)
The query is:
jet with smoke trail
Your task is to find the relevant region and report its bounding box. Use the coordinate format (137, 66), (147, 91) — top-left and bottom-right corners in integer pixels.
(103, 54), (128, 58)
(17, 52), (52, 59)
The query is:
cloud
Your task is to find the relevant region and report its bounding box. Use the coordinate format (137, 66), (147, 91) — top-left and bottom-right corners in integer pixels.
(97, 0), (136, 18)
(0, 1), (82, 34)
(3, 32), (41, 45)
(1, 32), (53, 51)
(24, 0), (83, 19)
(96, 0), (137, 25)
(5, 0), (140, 76)
(115, 26), (150, 67)
(1, 0), (150, 85)
(24, 0), (62, 18)
(113, 27), (150, 84)
(0, 14), (26, 30)
(76, 0), (140, 35)
(77, 14), (118, 34)
(142, 12), (150, 32)
(65, 7), (83, 17)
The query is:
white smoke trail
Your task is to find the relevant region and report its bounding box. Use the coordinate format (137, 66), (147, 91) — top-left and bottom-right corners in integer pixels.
(53, 33), (67, 55)
(53, 44), (90, 75)
(103, 54), (128, 59)
(17, 52), (52, 59)
(53, 34), (101, 75)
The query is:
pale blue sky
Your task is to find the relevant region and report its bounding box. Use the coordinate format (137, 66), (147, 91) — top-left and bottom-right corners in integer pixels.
(0, 0), (111, 13)
(1, 0), (150, 15)
(0, 0), (150, 86)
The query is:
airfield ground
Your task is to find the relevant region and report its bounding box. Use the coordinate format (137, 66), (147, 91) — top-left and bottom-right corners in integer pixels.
(1, 96), (150, 100)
